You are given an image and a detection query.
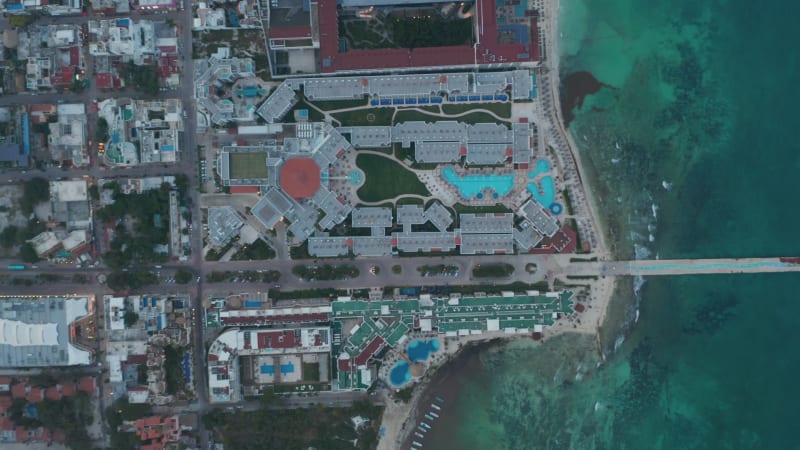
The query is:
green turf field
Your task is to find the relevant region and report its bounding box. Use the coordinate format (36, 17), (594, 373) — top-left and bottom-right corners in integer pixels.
(229, 152), (268, 179)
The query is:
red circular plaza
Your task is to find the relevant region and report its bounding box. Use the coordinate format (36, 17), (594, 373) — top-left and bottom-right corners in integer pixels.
(279, 157), (321, 200)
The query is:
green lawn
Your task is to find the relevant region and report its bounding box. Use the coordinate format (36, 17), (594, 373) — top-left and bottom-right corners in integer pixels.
(231, 239), (275, 260)
(302, 362), (321, 382)
(332, 108), (394, 126)
(310, 97), (367, 111)
(442, 102), (512, 118)
(228, 152), (269, 179)
(472, 263), (515, 278)
(356, 154), (430, 202)
(395, 109), (507, 125)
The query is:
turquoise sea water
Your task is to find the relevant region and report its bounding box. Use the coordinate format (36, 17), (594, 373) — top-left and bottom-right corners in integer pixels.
(421, 0), (800, 448)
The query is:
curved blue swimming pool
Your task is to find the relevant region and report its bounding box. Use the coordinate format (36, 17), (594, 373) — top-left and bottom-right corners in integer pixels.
(390, 361), (411, 386)
(442, 167), (515, 198)
(407, 339), (440, 362)
(528, 175), (555, 208)
(528, 158), (551, 178)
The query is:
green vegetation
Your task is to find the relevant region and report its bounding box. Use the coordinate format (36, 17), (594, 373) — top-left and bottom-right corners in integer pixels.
(88, 184), (100, 201)
(302, 362), (321, 382)
(332, 108), (394, 126)
(19, 243), (40, 263)
(565, 275), (599, 280)
(0, 219), (46, 251)
(123, 62), (159, 96)
(289, 241), (311, 260)
(569, 256), (598, 262)
(137, 364), (148, 384)
(395, 109), (507, 125)
(309, 97), (367, 111)
(8, 15), (35, 27)
(107, 397), (153, 450)
(391, 264), (402, 275)
(204, 241), (233, 261)
(396, 386), (414, 403)
(442, 102), (512, 118)
(228, 152), (269, 179)
(231, 239), (275, 260)
(472, 263), (515, 278)
(96, 117), (109, 143)
(163, 345), (186, 395)
(175, 269), (193, 284)
(292, 264), (359, 281)
(340, 19), (392, 49)
(96, 186), (173, 269)
(20, 177), (50, 215)
(123, 311), (139, 327)
(356, 154), (430, 202)
(204, 399), (382, 450)
(107, 270), (158, 292)
(452, 203), (512, 216)
(417, 264), (459, 276)
(206, 270), (281, 283)
(32, 393), (93, 449)
(389, 16), (473, 49)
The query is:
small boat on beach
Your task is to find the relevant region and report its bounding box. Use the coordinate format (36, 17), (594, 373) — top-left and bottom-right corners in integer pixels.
(415, 432), (425, 438)
(424, 414), (434, 421)
(430, 412), (439, 418)
(435, 396), (445, 403)
(431, 403), (441, 410)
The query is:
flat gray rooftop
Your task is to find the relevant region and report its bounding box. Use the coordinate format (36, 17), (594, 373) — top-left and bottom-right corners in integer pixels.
(520, 199), (560, 237)
(424, 202), (453, 232)
(352, 236), (393, 256)
(351, 207), (392, 229)
(415, 141), (462, 163)
(465, 143), (509, 165)
(256, 83), (298, 123)
(459, 233), (515, 255)
(308, 235), (350, 257)
(459, 213), (514, 234)
(393, 231), (457, 253)
(0, 296), (92, 367)
(208, 206), (244, 247)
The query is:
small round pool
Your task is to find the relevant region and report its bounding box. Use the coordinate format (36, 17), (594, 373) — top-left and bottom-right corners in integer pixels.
(549, 202), (564, 215)
(407, 339), (440, 362)
(389, 361), (411, 386)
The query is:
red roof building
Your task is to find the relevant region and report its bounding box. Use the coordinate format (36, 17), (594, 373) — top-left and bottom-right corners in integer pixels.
(257, 330), (299, 349)
(77, 376), (96, 394)
(45, 386), (62, 401)
(59, 383), (76, 397)
(10, 383), (26, 399)
(314, 0), (539, 73)
(230, 185), (260, 194)
(0, 396), (12, 413)
(279, 158), (321, 200)
(96, 72), (113, 89)
(26, 387), (44, 403)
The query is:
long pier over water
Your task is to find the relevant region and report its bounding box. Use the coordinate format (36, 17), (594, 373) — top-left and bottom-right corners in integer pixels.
(562, 257), (800, 276)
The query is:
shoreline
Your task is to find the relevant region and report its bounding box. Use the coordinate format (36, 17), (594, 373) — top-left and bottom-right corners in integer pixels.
(377, 0), (622, 445)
